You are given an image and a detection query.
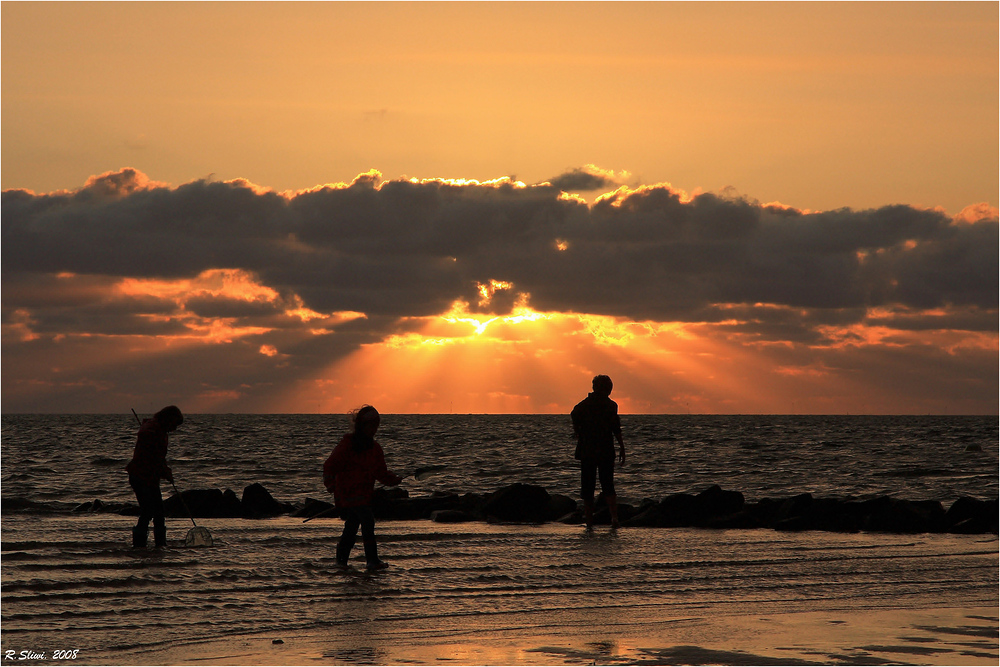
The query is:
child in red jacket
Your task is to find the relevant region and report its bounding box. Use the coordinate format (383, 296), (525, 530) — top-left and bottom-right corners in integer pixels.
(323, 406), (403, 570)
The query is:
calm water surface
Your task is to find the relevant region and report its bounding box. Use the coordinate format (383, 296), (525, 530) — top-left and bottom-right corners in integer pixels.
(2, 414), (997, 665)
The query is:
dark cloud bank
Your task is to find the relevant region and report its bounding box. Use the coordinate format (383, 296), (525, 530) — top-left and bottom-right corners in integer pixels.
(2, 168), (997, 412)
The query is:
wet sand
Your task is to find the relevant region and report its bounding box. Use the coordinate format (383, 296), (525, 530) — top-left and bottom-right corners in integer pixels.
(124, 605), (998, 665)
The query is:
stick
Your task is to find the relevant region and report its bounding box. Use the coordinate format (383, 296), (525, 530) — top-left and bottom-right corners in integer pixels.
(302, 465), (448, 523)
(170, 480), (199, 528)
(302, 505), (338, 523)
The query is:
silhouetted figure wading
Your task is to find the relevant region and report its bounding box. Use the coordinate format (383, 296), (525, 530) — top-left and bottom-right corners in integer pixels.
(571, 375), (626, 528)
(323, 406), (403, 570)
(126, 405), (183, 547)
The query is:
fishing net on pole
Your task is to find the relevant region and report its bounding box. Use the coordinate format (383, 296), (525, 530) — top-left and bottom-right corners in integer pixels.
(185, 526), (214, 547)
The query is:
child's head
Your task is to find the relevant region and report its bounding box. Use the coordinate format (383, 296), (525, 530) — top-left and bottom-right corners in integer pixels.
(352, 405), (381, 437)
(154, 405), (184, 431)
(592, 375), (613, 397)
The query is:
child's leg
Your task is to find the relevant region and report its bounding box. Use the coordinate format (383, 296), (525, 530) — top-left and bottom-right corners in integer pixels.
(337, 508), (361, 564)
(580, 462), (597, 527)
(598, 461), (619, 527)
(130, 477), (158, 546)
(356, 507), (383, 567)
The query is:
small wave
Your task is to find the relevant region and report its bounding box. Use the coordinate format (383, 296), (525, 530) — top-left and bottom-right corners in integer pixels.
(1, 497), (76, 514)
(90, 457), (123, 466)
(0, 551), (37, 561)
(877, 468), (954, 478)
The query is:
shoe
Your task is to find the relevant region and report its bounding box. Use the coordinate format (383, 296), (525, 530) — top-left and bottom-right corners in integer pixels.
(366, 560), (389, 571)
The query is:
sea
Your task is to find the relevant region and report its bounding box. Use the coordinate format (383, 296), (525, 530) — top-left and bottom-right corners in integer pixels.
(2, 414), (998, 665)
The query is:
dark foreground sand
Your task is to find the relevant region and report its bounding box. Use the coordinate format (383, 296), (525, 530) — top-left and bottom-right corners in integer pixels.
(124, 605), (997, 666)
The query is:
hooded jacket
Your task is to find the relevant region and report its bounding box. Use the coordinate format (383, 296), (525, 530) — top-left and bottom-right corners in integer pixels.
(125, 418), (173, 486)
(323, 434), (398, 508)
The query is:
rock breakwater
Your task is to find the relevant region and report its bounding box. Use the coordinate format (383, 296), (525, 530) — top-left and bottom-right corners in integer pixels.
(34, 481), (998, 536)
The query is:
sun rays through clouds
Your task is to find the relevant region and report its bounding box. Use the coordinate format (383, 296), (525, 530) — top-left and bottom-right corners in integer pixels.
(2, 168), (997, 413)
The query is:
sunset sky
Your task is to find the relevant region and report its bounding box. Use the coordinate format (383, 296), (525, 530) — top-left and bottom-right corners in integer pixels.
(3, 2), (997, 415)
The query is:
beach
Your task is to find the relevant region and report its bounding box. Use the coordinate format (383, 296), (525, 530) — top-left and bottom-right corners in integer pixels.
(125, 605), (1000, 666)
(2, 513), (996, 666)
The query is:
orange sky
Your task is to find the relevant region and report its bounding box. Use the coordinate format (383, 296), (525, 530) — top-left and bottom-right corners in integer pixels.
(2, 3), (997, 414)
(3, 2), (996, 213)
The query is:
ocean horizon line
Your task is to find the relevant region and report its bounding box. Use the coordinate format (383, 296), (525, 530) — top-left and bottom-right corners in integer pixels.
(3, 411), (997, 417)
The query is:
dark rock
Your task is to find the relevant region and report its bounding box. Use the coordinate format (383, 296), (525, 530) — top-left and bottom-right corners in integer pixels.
(547, 494), (579, 521)
(587, 496), (644, 525)
(772, 493), (815, 526)
(72, 499), (104, 513)
(770, 496), (863, 533)
(694, 485), (745, 522)
(373, 486), (409, 503)
(241, 483), (284, 518)
(945, 497), (998, 534)
(458, 492), (486, 514)
(165, 488), (227, 518)
(430, 509), (477, 523)
(117, 503), (141, 516)
(220, 489), (243, 517)
(557, 509), (585, 524)
(483, 483), (551, 523)
(374, 491), (460, 520)
(293, 497), (335, 518)
(706, 508), (765, 530)
(863, 498), (946, 534)
(656, 492), (699, 527)
(623, 503), (669, 527)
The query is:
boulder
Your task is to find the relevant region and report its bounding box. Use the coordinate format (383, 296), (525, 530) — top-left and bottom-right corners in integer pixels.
(220, 489), (243, 517)
(241, 483), (285, 518)
(558, 508), (585, 524)
(165, 488), (227, 518)
(72, 499), (105, 513)
(769, 496), (864, 533)
(117, 503), (141, 516)
(547, 494), (579, 521)
(430, 509), (477, 523)
(587, 496), (648, 525)
(862, 498), (946, 534)
(771, 493), (815, 526)
(374, 490), (462, 520)
(945, 497), (998, 534)
(694, 485), (745, 521)
(656, 492), (699, 527)
(623, 503), (670, 527)
(483, 483), (551, 523)
(293, 497), (335, 518)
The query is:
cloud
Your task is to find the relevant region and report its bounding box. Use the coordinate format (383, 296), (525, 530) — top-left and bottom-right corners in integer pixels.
(543, 164), (631, 192)
(2, 168), (996, 412)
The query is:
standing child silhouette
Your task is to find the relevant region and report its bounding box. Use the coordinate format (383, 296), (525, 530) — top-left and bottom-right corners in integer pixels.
(571, 376), (626, 529)
(126, 405), (183, 547)
(323, 406), (403, 570)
